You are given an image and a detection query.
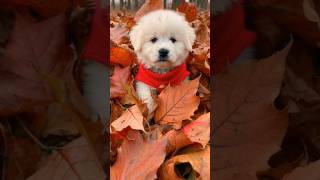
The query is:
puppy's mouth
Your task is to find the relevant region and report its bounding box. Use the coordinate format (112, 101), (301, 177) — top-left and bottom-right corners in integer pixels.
(155, 59), (173, 68)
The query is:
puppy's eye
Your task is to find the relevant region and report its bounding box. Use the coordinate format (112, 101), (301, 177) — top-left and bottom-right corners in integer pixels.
(151, 37), (158, 43)
(170, 37), (176, 43)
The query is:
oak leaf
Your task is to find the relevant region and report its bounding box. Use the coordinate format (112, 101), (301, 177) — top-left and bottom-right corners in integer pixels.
(155, 77), (200, 129)
(212, 43), (291, 179)
(110, 66), (131, 98)
(110, 47), (136, 66)
(110, 130), (167, 180)
(111, 104), (146, 133)
(159, 146), (210, 180)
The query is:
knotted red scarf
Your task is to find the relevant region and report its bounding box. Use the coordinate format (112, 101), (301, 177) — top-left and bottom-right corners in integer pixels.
(135, 63), (190, 91)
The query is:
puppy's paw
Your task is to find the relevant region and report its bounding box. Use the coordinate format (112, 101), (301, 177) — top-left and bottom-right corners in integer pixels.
(135, 81), (157, 120)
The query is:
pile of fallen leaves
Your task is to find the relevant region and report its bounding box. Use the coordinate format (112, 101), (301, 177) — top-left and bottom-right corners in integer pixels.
(0, 0), (107, 179)
(110, 0), (210, 179)
(213, 0), (320, 179)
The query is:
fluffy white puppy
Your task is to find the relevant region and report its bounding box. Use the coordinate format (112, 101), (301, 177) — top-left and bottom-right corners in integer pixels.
(130, 10), (196, 117)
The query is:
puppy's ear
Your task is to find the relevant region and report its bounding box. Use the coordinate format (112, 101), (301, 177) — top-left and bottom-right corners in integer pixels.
(129, 25), (142, 52)
(184, 24), (196, 51)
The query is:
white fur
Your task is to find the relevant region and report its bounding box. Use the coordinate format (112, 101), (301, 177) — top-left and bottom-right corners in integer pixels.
(130, 10), (195, 69)
(130, 10), (195, 116)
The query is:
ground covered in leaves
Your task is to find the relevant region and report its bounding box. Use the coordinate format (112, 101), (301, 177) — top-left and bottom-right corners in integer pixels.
(213, 0), (320, 179)
(110, 0), (210, 179)
(0, 0), (107, 179)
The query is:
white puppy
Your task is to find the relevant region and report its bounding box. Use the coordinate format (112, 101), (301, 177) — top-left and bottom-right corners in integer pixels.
(129, 10), (196, 116)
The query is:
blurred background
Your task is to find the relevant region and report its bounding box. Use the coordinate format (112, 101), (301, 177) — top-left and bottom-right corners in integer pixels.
(110, 0), (210, 11)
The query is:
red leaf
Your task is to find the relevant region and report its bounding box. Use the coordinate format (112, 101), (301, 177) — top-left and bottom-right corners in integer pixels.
(110, 66), (131, 98)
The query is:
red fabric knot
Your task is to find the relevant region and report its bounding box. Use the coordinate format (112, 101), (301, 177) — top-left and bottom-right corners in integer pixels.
(135, 63), (190, 91)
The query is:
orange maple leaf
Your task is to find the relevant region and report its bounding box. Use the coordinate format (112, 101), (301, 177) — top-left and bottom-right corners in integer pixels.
(111, 105), (146, 133)
(110, 47), (136, 66)
(182, 112), (210, 148)
(155, 77), (200, 129)
(111, 130), (167, 180)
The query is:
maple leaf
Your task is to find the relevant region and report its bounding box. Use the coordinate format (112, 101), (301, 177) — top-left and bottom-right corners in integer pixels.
(159, 146), (210, 180)
(110, 47), (137, 66)
(182, 112), (210, 148)
(165, 112), (210, 154)
(110, 130), (167, 180)
(155, 77), (200, 129)
(134, 0), (163, 22)
(110, 66), (131, 99)
(6, 137), (42, 179)
(212, 43), (291, 179)
(27, 137), (106, 180)
(0, 13), (74, 116)
(111, 104), (146, 133)
(165, 129), (192, 154)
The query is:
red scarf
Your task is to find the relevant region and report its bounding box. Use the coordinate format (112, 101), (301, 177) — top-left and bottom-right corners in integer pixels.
(214, 0), (256, 73)
(135, 63), (190, 91)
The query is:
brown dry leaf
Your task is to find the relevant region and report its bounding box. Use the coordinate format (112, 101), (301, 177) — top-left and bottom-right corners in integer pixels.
(302, 0), (320, 29)
(159, 146), (210, 180)
(0, 13), (74, 116)
(110, 66), (131, 99)
(110, 130), (167, 180)
(6, 137), (42, 179)
(110, 25), (129, 45)
(134, 0), (163, 22)
(182, 112), (210, 148)
(110, 47), (137, 66)
(213, 43), (291, 179)
(155, 77), (200, 129)
(110, 101), (125, 123)
(111, 104), (146, 133)
(177, 1), (197, 22)
(283, 160), (320, 180)
(42, 103), (79, 136)
(165, 129), (192, 154)
(27, 137), (105, 180)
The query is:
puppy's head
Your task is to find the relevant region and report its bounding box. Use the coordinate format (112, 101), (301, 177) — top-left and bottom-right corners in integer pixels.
(130, 10), (195, 69)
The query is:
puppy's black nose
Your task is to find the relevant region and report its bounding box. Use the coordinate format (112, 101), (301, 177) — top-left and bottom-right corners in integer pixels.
(159, 48), (169, 58)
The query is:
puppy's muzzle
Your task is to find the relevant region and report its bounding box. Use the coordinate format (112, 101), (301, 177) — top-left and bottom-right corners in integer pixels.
(158, 48), (169, 61)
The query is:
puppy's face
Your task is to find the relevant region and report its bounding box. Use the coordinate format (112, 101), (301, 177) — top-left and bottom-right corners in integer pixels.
(130, 10), (195, 69)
